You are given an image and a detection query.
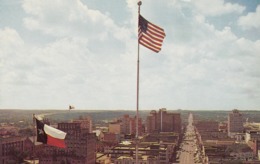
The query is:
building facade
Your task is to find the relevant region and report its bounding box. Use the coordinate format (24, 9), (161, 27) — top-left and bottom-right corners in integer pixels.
(39, 122), (96, 164)
(109, 121), (121, 134)
(146, 108), (181, 133)
(73, 116), (93, 133)
(0, 137), (33, 164)
(195, 121), (219, 132)
(228, 109), (244, 137)
(109, 115), (143, 136)
(111, 142), (175, 164)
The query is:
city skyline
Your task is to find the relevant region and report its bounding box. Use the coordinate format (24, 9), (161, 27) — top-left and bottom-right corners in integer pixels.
(0, 0), (260, 110)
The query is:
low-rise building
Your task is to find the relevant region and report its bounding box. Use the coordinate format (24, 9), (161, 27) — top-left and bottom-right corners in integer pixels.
(108, 132), (179, 164)
(0, 136), (34, 164)
(195, 121), (219, 132)
(96, 153), (111, 164)
(245, 130), (260, 143)
(111, 142), (175, 164)
(109, 121), (121, 134)
(228, 144), (255, 161)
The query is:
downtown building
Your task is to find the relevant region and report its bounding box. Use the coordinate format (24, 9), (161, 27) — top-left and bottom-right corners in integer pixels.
(146, 108), (181, 133)
(109, 132), (179, 163)
(195, 121), (219, 132)
(106, 110), (181, 163)
(73, 116), (93, 133)
(228, 109), (244, 137)
(39, 122), (96, 164)
(0, 136), (39, 164)
(109, 114), (143, 136)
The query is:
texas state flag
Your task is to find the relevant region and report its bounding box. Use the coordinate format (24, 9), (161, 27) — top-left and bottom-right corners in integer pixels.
(36, 117), (67, 148)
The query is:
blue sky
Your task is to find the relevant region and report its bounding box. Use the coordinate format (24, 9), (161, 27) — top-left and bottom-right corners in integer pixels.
(0, 0), (259, 110)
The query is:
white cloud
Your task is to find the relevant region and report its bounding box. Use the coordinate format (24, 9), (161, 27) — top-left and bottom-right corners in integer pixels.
(22, 0), (131, 41)
(238, 5), (260, 30)
(0, 28), (26, 85)
(0, 28), (24, 55)
(160, 10), (260, 108)
(191, 0), (245, 16)
(0, 0), (259, 110)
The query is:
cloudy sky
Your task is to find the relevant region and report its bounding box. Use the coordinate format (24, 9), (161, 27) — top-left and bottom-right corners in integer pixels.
(0, 0), (259, 110)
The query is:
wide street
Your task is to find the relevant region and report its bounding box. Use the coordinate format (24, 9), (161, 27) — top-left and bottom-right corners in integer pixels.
(179, 113), (201, 164)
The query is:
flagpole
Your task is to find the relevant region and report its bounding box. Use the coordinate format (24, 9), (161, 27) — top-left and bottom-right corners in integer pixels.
(32, 114), (36, 164)
(136, 1), (142, 163)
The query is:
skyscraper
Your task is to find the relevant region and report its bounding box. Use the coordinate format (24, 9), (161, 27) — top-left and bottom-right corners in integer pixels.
(73, 116), (93, 133)
(228, 109), (244, 137)
(39, 122), (96, 164)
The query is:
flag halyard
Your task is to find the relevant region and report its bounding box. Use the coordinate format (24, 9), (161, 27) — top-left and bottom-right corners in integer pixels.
(138, 15), (166, 53)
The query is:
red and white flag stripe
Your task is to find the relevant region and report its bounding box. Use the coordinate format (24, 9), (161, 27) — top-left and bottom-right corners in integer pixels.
(44, 124), (67, 148)
(138, 15), (166, 53)
(36, 117), (67, 148)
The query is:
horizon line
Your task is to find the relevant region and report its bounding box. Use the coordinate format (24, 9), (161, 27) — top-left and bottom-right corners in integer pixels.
(0, 108), (259, 111)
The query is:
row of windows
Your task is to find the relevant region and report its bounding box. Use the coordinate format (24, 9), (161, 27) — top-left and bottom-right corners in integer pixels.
(2, 141), (23, 147)
(1, 142), (23, 156)
(58, 123), (81, 130)
(115, 161), (149, 164)
(41, 158), (87, 164)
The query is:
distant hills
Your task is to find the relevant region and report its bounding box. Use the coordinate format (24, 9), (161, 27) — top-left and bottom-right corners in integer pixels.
(0, 109), (260, 125)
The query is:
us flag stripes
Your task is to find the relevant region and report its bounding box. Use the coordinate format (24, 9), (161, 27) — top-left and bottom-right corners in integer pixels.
(138, 15), (166, 53)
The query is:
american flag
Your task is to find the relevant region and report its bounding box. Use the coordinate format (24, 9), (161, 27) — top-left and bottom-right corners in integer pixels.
(138, 15), (166, 53)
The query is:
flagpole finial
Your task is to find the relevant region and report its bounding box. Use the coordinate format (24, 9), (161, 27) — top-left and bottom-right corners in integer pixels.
(138, 1), (142, 6)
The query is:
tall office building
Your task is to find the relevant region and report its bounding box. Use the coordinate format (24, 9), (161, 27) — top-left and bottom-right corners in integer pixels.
(121, 115), (131, 134)
(129, 116), (142, 136)
(228, 109), (244, 137)
(39, 122), (96, 164)
(109, 115), (142, 136)
(146, 108), (181, 133)
(73, 116), (93, 132)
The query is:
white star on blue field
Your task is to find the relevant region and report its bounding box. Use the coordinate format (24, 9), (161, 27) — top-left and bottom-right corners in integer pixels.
(0, 0), (260, 110)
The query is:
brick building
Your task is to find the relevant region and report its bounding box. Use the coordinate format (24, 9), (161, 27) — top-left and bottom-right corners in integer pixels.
(73, 116), (93, 133)
(228, 109), (244, 137)
(195, 121), (219, 132)
(39, 122), (96, 164)
(146, 108), (181, 133)
(0, 137), (34, 164)
(110, 132), (178, 163)
(109, 115), (142, 136)
(109, 121), (121, 134)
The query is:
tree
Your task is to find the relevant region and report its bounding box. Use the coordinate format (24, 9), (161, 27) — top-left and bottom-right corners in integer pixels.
(8, 148), (28, 164)
(18, 128), (34, 137)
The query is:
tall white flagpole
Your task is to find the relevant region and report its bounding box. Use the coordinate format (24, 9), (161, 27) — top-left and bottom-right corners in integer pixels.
(136, 1), (142, 163)
(33, 114), (36, 164)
